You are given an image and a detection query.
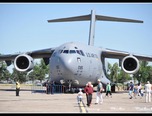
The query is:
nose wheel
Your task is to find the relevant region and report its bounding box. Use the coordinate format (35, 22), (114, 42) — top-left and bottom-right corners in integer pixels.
(65, 80), (75, 93)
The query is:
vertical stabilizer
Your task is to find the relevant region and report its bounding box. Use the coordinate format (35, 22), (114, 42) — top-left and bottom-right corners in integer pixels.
(48, 10), (143, 46)
(88, 10), (96, 46)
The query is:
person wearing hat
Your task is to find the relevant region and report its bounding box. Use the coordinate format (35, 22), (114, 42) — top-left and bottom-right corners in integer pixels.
(95, 79), (103, 104)
(144, 81), (151, 102)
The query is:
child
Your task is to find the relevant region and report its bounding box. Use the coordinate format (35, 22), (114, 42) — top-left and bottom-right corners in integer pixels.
(133, 84), (138, 99)
(77, 88), (83, 104)
(140, 88), (144, 98)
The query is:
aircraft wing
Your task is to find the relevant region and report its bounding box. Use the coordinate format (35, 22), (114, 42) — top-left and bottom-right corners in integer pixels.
(0, 47), (55, 66)
(101, 48), (152, 62)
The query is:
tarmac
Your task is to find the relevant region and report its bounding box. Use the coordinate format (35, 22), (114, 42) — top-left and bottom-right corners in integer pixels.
(0, 84), (152, 114)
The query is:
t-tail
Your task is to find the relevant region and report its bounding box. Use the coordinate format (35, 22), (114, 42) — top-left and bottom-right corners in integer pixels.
(48, 10), (143, 46)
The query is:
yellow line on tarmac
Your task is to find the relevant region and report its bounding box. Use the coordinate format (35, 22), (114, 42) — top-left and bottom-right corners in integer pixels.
(79, 101), (87, 113)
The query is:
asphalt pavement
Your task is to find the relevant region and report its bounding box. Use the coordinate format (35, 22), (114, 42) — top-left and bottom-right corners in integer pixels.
(0, 84), (152, 113)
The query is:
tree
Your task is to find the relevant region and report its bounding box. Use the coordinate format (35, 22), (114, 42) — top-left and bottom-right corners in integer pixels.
(118, 69), (130, 83)
(28, 71), (36, 83)
(147, 66), (152, 83)
(133, 61), (151, 83)
(28, 59), (49, 83)
(107, 61), (131, 84)
(110, 63), (120, 83)
(107, 62), (112, 78)
(11, 68), (27, 83)
(0, 61), (12, 82)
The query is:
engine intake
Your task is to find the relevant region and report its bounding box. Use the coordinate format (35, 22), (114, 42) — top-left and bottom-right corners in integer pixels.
(14, 54), (34, 72)
(121, 55), (139, 74)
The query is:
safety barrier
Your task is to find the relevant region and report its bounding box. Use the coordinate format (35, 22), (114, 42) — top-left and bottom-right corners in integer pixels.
(46, 84), (66, 94)
(31, 84), (65, 94)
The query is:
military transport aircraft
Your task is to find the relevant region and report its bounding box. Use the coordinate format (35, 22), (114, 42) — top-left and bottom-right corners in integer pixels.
(0, 10), (152, 92)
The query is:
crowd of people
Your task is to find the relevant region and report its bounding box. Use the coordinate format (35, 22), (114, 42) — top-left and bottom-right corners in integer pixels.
(14, 78), (152, 106)
(77, 79), (152, 107)
(128, 81), (152, 103)
(77, 79), (113, 107)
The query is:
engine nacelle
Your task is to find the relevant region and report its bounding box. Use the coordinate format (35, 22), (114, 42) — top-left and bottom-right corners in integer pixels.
(121, 55), (139, 74)
(14, 54), (34, 72)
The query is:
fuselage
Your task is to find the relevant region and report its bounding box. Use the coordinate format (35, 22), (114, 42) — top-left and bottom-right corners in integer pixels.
(49, 42), (110, 87)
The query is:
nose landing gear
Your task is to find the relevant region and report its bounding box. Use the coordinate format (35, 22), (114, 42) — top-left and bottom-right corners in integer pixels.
(65, 80), (75, 93)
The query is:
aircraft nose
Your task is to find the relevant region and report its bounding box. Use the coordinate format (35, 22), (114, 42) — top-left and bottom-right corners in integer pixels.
(59, 56), (76, 73)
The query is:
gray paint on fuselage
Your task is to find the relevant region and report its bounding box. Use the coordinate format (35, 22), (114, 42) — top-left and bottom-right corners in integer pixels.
(49, 42), (110, 87)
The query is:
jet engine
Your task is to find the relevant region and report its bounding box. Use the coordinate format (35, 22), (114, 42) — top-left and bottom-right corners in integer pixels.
(14, 54), (34, 72)
(121, 55), (139, 74)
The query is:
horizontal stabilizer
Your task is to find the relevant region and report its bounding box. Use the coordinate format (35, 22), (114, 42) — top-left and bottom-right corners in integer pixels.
(96, 15), (143, 23)
(48, 14), (143, 23)
(48, 15), (90, 22)
(47, 10), (143, 46)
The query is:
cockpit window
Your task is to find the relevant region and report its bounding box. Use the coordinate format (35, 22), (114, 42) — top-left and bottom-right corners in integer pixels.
(70, 50), (76, 54)
(76, 50), (81, 55)
(80, 50), (85, 56)
(61, 49), (85, 56)
(76, 50), (85, 56)
(59, 50), (63, 53)
(63, 50), (69, 54)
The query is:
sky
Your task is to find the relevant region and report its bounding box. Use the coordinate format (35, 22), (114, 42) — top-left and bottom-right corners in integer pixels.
(1, 3), (152, 72)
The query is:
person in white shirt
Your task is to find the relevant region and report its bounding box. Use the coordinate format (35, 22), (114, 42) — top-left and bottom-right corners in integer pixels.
(137, 82), (142, 97)
(95, 79), (104, 104)
(77, 88), (83, 104)
(144, 81), (152, 103)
